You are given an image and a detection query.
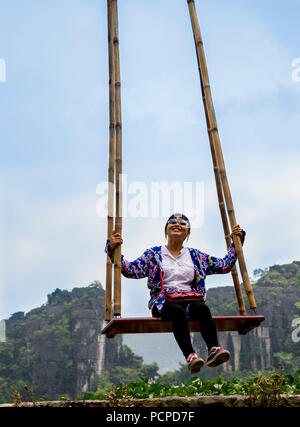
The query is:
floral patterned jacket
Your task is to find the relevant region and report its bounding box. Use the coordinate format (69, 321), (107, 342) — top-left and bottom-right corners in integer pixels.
(105, 232), (245, 314)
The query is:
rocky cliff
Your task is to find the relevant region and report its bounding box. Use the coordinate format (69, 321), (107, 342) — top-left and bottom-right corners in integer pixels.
(0, 281), (159, 403)
(192, 261), (300, 376)
(0, 283), (123, 402)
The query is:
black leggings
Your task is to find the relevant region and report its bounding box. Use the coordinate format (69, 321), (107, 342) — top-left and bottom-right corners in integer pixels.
(152, 301), (218, 359)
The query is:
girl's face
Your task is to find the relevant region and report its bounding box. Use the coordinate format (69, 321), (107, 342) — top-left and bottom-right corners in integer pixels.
(166, 216), (190, 241)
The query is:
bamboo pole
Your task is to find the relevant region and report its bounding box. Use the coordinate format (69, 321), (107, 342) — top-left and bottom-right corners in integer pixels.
(212, 161), (246, 315)
(193, 16), (246, 316)
(112, 0), (122, 317)
(207, 109), (246, 315)
(187, 0), (256, 310)
(105, 0), (115, 321)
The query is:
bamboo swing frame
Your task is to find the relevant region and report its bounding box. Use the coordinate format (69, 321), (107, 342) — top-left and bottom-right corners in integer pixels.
(102, 0), (264, 337)
(106, 0), (122, 319)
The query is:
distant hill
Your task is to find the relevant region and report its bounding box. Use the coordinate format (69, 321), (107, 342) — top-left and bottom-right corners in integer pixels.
(0, 282), (157, 403)
(125, 261), (300, 377)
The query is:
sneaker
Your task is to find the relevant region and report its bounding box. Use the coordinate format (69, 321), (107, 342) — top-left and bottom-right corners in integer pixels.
(206, 346), (230, 368)
(186, 353), (204, 374)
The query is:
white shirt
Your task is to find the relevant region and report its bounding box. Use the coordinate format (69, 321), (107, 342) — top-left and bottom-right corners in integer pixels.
(161, 245), (195, 291)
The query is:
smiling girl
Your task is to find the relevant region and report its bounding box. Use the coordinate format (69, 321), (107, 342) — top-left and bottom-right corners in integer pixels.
(105, 213), (245, 374)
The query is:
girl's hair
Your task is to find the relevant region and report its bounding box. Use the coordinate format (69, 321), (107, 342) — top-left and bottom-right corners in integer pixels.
(164, 213), (191, 239)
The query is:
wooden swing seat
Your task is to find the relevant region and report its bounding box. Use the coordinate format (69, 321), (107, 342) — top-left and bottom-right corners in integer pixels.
(102, 315), (265, 338)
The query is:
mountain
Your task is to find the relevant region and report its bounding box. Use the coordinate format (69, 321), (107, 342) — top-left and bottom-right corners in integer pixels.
(0, 261), (300, 403)
(0, 282), (158, 403)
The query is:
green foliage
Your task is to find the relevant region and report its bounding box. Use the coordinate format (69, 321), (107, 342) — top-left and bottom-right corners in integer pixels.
(88, 372), (112, 398)
(82, 371), (300, 405)
(247, 373), (288, 407)
(262, 270), (289, 286)
(47, 288), (71, 305)
(289, 271), (300, 289)
(116, 345), (143, 368)
(96, 344), (160, 392)
(159, 363), (190, 385)
(260, 262), (300, 288)
(274, 352), (293, 368)
(103, 344), (160, 386)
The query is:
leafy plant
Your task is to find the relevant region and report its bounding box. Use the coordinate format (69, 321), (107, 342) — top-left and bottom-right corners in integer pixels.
(81, 371), (299, 406)
(247, 373), (287, 407)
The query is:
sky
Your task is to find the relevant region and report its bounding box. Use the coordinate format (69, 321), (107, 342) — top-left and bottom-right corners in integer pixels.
(0, 0), (300, 321)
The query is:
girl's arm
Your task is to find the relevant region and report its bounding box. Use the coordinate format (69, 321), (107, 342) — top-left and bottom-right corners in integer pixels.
(105, 239), (149, 279)
(202, 242), (238, 275)
(201, 227), (246, 275)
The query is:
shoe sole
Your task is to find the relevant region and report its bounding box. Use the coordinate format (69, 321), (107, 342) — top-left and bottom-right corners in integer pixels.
(189, 358), (204, 374)
(207, 350), (230, 368)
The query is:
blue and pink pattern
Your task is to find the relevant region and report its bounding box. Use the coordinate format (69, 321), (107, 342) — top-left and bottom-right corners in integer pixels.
(105, 234), (244, 314)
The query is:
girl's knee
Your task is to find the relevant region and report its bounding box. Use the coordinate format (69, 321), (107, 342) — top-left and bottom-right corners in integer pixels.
(189, 302), (212, 319)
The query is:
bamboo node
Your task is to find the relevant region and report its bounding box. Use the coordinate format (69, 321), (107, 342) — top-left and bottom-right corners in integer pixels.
(208, 126), (218, 133)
